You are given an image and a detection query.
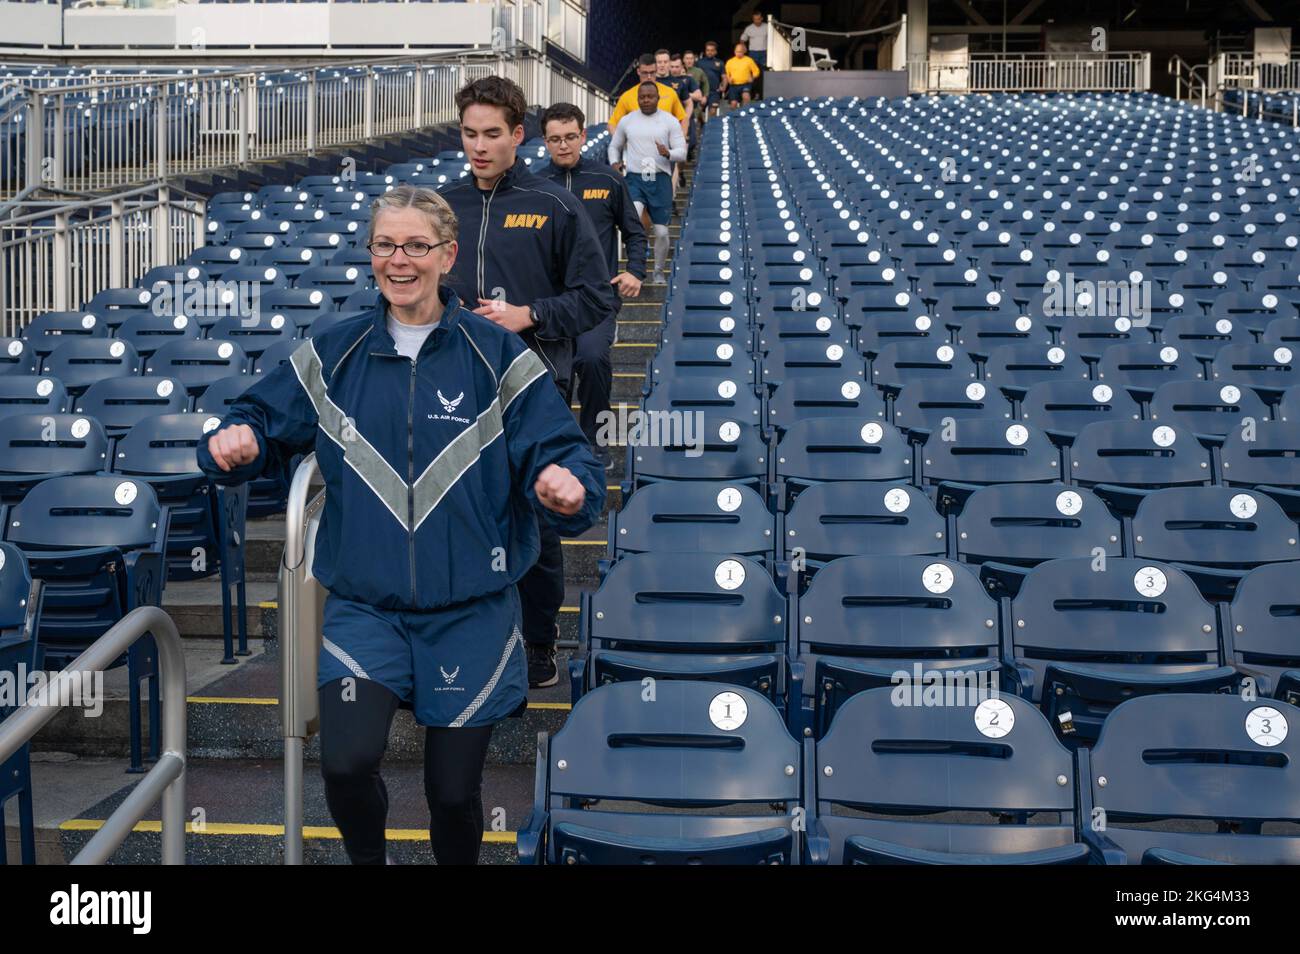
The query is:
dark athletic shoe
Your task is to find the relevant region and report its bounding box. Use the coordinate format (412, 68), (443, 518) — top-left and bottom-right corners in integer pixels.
(527, 643), (559, 689)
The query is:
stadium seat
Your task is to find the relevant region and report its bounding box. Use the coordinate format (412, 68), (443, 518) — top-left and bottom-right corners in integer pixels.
(1068, 420), (1214, 513)
(572, 552), (787, 706)
(74, 377), (188, 436)
(0, 339), (39, 377)
(0, 413), (111, 505)
(918, 420), (1061, 510)
(41, 338), (140, 397)
(805, 688), (1091, 865)
(21, 311), (108, 359)
(1221, 561), (1300, 705)
(115, 312), (203, 359)
(518, 681), (801, 865)
(4, 475), (170, 772)
(0, 376), (69, 422)
(112, 413), (248, 662)
(1006, 557), (1237, 742)
(145, 339), (250, 398)
(1079, 694), (1300, 864)
(608, 481), (773, 563)
(789, 555), (1001, 738)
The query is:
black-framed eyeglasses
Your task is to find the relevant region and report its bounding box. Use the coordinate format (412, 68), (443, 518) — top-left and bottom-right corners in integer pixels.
(367, 240), (450, 258)
(545, 133), (582, 146)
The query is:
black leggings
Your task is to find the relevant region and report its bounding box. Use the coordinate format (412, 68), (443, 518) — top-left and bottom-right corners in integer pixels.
(318, 677), (494, 865)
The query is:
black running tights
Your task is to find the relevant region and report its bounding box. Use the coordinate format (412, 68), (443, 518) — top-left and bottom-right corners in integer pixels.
(318, 677), (494, 865)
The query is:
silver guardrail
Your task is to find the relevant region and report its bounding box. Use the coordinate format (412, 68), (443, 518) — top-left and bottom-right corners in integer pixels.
(280, 453), (325, 866)
(0, 605), (187, 864)
(2, 44), (612, 199)
(907, 52), (1151, 94)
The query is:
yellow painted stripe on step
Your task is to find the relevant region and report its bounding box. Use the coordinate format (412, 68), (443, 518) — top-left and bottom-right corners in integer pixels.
(613, 372), (644, 378)
(61, 819), (516, 843)
(258, 601), (277, 610)
(560, 540), (604, 546)
(529, 702), (572, 711)
(178, 697), (568, 709)
(613, 343), (656, 348)
(187, 696), (277, 705)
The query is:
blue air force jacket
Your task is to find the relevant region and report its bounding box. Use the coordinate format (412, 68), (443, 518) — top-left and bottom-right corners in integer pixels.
(438, 160), (618, 385)
(537, 155), (648, 283)
(196, 287), (606, 612)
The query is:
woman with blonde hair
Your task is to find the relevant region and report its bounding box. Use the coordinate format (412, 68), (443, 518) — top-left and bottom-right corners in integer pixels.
(199, 184), (604, 864)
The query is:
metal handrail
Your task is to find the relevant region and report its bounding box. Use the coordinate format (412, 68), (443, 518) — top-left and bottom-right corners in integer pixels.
(0, 605), (187, 864)
(281, 453), (325, 865)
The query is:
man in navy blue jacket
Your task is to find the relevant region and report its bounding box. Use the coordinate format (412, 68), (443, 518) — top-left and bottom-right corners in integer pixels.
(439, 77), (617, 689)
(537, 101), (648, 470)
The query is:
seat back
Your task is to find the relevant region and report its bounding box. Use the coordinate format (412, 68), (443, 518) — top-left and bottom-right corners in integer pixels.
(956, 483), (1122, 565)
(1069, 420), (1212, 489)
(113, 413), (217, 477)
(784, 481), (946, 562)
(612, 481), (772, 559)
(1220, 421), (1300, 489)
(74, 377), (188, 434)
(145, 339), (250, 395)
(7, 474), (163, 552)
(42, 338), (140, 394)
(0, 412), (109, 479)
(774, 418), (911, 485)
(1132, 487), (1299, 568)
(1086, 695), (1300, 863)
(920, 420), (1060, 486)
(0, 375), (69, 421)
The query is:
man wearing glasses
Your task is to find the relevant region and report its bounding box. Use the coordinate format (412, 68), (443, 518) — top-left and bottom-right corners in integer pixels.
(538, 102), (647, 472)
(439, 77), (616, 690)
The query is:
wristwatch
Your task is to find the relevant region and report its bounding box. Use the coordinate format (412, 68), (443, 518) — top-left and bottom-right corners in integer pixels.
(528, 306), (540, 329)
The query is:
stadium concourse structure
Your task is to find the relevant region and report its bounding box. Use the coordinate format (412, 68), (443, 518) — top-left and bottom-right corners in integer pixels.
(4, 86), (1300, 864)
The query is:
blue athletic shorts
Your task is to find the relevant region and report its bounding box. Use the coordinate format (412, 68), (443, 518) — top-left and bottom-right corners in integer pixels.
(727, 83), (752, 103)
(318, 586), (527, 728)
(626, 171), (673, 225)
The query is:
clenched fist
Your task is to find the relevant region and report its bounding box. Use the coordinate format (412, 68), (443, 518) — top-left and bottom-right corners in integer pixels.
(207, 423), (260, 472)
(534, 463), (585, 516)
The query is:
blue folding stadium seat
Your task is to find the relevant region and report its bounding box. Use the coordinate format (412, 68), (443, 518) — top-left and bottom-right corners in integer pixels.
(113, 413), (248, 662)
(208, 313), (297, 360)
(1221, 562), (1300, 705)
(648, 339), (755, 389)
(1079, 695), (1300, 864)
(764, 375), (885, 433)
(517, 681), (801, 865)
(572, 552), (787, 705)
(1097, 342), (1203, 397)
(1131, 487), (1299, 597)
(771, 418), (911, 506)
(982, 343), (1086, 402)
(254, 245), (321, 282)
(115, 312), (203, 359)
(1058, 315), (1153, 364)
(609, 480), (772, 564)
(0, 413), (111, 504)
(1262, 316), (1300, 347)
(1212, 290), (1289, 336)
(41, 338), (140, 397)
(1159, 314), (1254, 366)
(1219, 421), (1300, 517)
(624, 414), (768, 493)
(1068, 420), (1213, 513)
(781, 481), (946, 576)
(854, 310), (943, 360)
(145, 339), (250, 399)
(21, 311), (108, 359)
(0, 541), (40, 864)
(1006, 557), (1237, 742)
(954, 483), (1122, 587)
(85, 288), (154, 328)
(1018, 379), (1142, 441)
(73, 376), (188, 436)
(759, 339), (866, 392)
(871, 342), (978, 392)
(918, 420), (1060, 510)
(4, 475), (170, 772)
(805, 688), (1091, 865)
(790, 556), (1001, 738)
(0, 339), (39, 377)
(1211, 343), (1300, 396)
(0, 376), (68, 422)
(1149, 380), (1271, 440)
(139, 264), (207, 295)
(843, 287), (922, 339)
(184, 245), (250, 280)
(294, 265), (373, 306)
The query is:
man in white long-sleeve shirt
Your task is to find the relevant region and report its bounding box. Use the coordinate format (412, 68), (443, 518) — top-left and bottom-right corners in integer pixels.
(609, 81), (686, 285)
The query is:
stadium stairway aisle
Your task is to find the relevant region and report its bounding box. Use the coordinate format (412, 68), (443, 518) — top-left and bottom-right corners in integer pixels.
(4, 159), (692, 865)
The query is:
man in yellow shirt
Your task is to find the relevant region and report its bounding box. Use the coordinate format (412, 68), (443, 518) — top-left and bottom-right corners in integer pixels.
(722, 42), (761, 107)
(609, 53), (687, 137)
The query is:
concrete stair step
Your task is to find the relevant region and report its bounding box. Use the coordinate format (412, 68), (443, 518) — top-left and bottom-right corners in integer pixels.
(28, 637), (574, 766)
(10, 755), (531, 864)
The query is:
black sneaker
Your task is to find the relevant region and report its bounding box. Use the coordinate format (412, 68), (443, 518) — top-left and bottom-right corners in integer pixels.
(527, 643), (559, 689)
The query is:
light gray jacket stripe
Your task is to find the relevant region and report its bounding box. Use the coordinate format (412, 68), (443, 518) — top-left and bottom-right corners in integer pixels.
(449, 626), (522, 727)
(409, 349), (548, 531)
(322, 637), (370, 680)
(290, 340), (410, 530)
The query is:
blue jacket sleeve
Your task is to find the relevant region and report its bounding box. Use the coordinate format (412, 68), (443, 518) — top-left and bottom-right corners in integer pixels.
(503, 346), (605, 537)
(195, 350), (319, 487)
(529, 198), (618, 340)
(616, 176), (649, 280)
